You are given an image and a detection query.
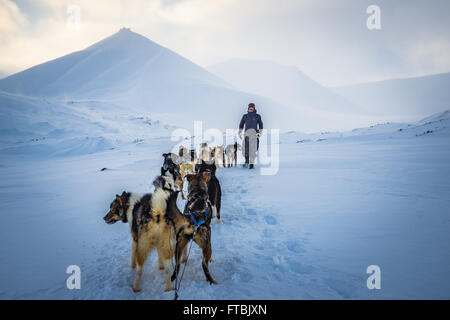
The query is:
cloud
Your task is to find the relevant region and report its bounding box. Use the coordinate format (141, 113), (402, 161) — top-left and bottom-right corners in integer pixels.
(0, 0), (449, 85)
(0, 0), (27, 40)
(0, 0), (29, 75)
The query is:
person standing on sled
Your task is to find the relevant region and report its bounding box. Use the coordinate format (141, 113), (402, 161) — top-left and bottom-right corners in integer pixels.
(238, 103), (263, 169)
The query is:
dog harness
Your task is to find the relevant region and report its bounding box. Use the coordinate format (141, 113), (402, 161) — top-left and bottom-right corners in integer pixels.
(189, 207), (208, 227)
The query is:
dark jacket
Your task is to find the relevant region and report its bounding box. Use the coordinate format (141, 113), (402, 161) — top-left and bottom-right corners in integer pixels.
(239, 110), (263, 132)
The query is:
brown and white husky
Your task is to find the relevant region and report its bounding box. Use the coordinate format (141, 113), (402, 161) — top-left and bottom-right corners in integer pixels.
(103, 173), (194, 292)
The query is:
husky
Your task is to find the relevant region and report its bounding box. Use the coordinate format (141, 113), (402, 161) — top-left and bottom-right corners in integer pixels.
(103, 173), (194, 292)
(178, 146), (190, 163)
(161, 153), (183, 192)
(225, 142), (241, 167)
(210, 146), (226, 168)
(179, 162), (195, 197)
(199, 142), (210, 162)
(190, 149), (197, 164)
(171, 171), (219, 285)
(194, 155), (222, 223)
(162, 153), (180, 174)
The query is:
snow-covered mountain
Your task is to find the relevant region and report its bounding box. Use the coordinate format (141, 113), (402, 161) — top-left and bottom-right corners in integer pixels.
(0, 28), (225, 98)
(208, 59), (361, 114)
(207, 59), (382, 131)
(0, 90), (179, 157)
(0, 28), (287, 131)
(333, 72), (450, 119)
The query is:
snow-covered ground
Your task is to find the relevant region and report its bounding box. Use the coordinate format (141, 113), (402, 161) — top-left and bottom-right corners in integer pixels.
(0, 110), (449, 299)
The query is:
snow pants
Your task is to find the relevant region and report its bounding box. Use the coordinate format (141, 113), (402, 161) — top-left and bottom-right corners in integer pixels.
(242, 129), (259, 165)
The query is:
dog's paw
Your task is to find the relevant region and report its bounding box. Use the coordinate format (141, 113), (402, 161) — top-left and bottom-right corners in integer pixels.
(164, 286), (173, 292)
(217, 219), (223, 224)
(158, 265), (164, 270)
(209, 258), (215, 263)
(132, 286), (141, 293)
(209, 279), (219, 285)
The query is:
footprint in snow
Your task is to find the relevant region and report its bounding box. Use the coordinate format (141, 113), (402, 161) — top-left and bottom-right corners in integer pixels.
(283, 240), (305, 254)
(262, 228), (276, 238)
(285, 259), (314, 275)
(245, 208), (257, 216)
(272, 255), (285, 265)
(264, 215), (277, 225)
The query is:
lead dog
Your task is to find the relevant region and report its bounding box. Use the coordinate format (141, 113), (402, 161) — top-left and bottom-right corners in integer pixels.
(103, 173), (194, 292)
(225, 142), (241, 167)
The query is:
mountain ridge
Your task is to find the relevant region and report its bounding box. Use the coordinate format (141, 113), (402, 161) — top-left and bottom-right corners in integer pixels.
(208, 58), (361, 114)
(333, 72), (450, 118)
(0, 28), (229, 98)
(0, 28), (294, 131)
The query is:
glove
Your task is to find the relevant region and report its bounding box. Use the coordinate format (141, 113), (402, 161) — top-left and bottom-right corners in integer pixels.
(256, 129), (263, 138)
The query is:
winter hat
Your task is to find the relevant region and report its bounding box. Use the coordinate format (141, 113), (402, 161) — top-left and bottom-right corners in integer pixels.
(248, 103), (255, 111)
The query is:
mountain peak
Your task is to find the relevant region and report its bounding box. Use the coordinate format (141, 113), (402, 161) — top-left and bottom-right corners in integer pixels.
(84, 27), (155, 52)
(0, 27), (229, 106)
(115, 27), (139, 38)
(119, 27), (132, 33)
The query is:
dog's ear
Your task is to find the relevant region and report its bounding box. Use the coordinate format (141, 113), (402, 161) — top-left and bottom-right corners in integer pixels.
(185, 174), (194, 182)
(162, 153), (168, 158)
(116, 194), (124, 206)
(202, 171), (211, 183)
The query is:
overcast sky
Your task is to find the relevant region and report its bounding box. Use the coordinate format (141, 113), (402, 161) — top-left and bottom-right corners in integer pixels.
(1, 0), (449, 86)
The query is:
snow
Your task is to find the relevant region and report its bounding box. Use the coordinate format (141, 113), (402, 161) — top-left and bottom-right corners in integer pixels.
(0, 28), (449, 300)
(0, 91), (177, 157)
(0, 110), (449, 299)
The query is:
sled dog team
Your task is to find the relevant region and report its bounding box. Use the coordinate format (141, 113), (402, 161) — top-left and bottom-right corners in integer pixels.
(103, 142), (241, 292)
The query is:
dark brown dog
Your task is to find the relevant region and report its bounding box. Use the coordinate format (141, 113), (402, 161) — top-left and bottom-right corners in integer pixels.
(171, 171), (218, 285)
(195, 160), (222, 222)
